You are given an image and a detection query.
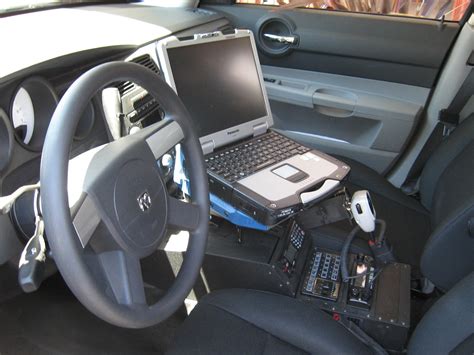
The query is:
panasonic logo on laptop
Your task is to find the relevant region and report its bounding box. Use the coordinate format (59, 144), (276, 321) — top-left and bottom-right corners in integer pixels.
(227, 129), (240, 135)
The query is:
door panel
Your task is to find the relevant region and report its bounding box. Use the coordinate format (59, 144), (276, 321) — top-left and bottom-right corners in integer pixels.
(203, 4), (460, 173)
(205, 5), (459, 87)
(262, 65), (428, 172)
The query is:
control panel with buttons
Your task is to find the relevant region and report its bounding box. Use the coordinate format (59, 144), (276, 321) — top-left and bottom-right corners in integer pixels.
(280, 221), (307, 276)
(347, 254), (376, 309)
(122, 90), (164, 135)
(302, 249), (341, 301)
(289, 222), (305, 250)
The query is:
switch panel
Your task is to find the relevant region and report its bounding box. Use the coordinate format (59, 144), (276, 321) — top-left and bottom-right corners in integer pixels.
(289, 221), (305, 250)
(280, 220), (307, 275)
(302, 249), (341, 301)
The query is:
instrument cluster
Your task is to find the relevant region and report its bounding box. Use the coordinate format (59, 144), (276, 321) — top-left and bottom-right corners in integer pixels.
(0, 53), (174, 187)
(0, 76), (98, 176)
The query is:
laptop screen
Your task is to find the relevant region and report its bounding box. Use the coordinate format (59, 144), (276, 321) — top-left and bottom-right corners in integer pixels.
(166, 36), (268, 138)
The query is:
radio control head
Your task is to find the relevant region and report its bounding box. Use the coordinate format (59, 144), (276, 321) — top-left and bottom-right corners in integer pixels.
(350, 190), (376, 233)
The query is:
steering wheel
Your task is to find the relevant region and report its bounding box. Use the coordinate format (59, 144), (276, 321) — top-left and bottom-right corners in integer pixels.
(40, 62), (209, 328)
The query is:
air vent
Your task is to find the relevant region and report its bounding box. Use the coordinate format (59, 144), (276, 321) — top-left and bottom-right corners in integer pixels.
(218, 24), (235, 35)
(117, 81), (135, 96)
(133, 54), (160, 75)
(117, 55), (159, 96)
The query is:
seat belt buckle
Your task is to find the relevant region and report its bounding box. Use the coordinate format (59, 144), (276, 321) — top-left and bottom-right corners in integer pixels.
(438, 109), (459, 137)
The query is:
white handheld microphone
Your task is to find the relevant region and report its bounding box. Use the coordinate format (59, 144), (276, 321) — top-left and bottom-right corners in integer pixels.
(351, 190), (376, 233)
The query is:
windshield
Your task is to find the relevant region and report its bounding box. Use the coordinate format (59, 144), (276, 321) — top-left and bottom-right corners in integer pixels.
(0, 1), (136, 15)
(237, 0), (471, 22)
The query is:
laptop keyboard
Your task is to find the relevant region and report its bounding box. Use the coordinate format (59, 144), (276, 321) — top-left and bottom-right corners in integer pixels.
(205, 131), (311, 183)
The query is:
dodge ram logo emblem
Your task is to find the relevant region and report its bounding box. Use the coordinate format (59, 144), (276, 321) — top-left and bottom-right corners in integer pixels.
(137, 191), (152, 212)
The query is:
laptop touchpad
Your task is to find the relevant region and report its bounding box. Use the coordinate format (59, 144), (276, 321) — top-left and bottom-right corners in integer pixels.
(272, 164), (308, 183)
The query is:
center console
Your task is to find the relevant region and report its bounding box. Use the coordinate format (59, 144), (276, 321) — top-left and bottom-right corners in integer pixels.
(152, 215), (411, 353)
(281, 220), (410, 351)
(299, 246), (410, 351)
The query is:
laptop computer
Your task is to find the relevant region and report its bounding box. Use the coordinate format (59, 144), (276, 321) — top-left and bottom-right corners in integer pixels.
(157, 30), (350, 226)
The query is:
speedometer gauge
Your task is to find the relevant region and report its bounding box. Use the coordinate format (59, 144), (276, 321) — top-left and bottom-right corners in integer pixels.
(10, 77), (58, 151)
(12, 87), (35, 145)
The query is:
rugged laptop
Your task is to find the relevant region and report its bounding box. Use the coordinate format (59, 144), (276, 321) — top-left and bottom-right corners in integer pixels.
(157, 30), (350, 225)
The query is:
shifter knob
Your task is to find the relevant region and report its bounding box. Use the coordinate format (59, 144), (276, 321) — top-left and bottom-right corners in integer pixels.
(351, 190), (376, 233)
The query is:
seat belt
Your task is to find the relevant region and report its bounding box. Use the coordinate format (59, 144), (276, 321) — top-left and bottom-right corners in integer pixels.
(438, 66), (474, 136)
(404, 61), (473, 188)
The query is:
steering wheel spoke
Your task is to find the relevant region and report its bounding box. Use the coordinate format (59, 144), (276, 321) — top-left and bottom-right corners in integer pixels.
(167, 196), (201, 232)
(96, 250), (147, 307)
(73, 194), (147, 306)
(71, 194), (101, 248)
(145, 120), (184, 160)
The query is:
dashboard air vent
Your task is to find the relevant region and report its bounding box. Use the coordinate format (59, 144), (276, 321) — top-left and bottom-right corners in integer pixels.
(117, 55), (159, 96)
(133, 54), (160, 75)
(218, 24), (235, 35)
(117, 81), (135, 96)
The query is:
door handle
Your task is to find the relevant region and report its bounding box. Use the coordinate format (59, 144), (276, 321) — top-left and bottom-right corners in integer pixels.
(312, 92), (356, 112)
(263, 33), (297, 45)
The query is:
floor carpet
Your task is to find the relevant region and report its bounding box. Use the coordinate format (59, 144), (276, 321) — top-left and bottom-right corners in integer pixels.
(0, 276), (185, 355)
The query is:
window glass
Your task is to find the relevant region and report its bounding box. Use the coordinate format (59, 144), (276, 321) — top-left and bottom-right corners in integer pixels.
(235, 0), (471, 22)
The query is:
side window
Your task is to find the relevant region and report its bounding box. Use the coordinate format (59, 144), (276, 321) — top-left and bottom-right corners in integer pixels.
(235, 0), (471, 22)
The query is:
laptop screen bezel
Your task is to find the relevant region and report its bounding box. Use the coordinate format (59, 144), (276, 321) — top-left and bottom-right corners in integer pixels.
(156, 29), (274, 154)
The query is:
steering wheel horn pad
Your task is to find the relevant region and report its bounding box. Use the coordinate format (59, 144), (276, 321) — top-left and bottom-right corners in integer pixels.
(82, 128), (170, 258)
(114, 159), (167, 253)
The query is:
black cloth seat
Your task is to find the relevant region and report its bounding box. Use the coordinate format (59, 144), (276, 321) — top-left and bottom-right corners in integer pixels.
(169, 272), (474, 354)
(168, 289), (373, 355)
(312, 158), (431, 269)
(311, 115), (474, 291)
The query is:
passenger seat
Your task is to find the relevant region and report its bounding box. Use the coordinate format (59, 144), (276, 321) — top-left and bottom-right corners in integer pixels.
(311, 114), (474, 291)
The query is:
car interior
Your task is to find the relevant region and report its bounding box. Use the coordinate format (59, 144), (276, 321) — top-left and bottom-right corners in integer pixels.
(0, 1), (473, 354)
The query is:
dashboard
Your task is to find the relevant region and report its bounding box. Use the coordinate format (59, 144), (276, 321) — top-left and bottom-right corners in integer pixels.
(0, 3), (233, 264)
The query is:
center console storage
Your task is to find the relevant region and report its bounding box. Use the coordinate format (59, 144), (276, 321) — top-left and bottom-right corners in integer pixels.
(152, 216), (411, 352)
(199, 218), (311, 298)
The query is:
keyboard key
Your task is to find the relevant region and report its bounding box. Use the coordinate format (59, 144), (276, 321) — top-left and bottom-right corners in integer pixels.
(255, 159), (275, 171)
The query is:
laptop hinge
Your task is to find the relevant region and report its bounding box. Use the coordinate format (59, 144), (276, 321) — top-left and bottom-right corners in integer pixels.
(253, 122), (268, 137)
(201, 140), (215, 155)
